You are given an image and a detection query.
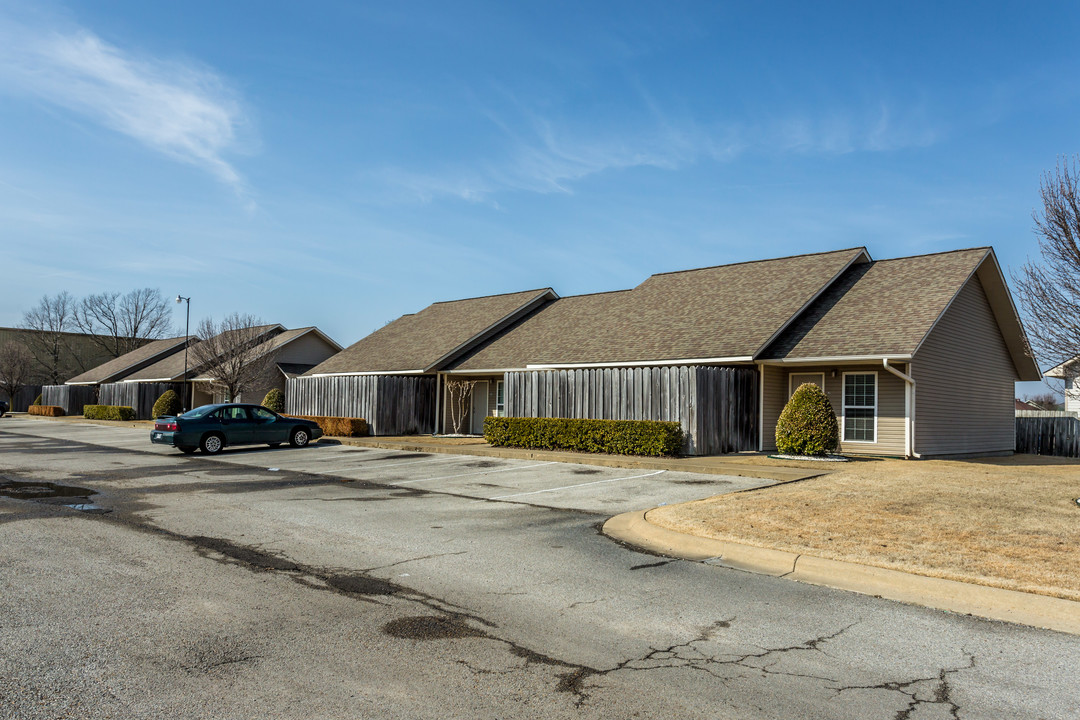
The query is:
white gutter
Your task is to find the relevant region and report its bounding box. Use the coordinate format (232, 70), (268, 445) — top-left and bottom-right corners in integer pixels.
(525, 356), (753, 370)
(882, 359), (918, 459)
(307, 370), (427, 377)
(760, 355), (912, 365)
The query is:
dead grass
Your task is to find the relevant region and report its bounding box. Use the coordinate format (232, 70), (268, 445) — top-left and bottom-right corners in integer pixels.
(647, 454), (1080, 601)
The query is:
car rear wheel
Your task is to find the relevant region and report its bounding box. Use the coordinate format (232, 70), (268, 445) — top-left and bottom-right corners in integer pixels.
(178, 446), (197, 454)
(290, 427), (310, 448)
(201, 433), (224, 454)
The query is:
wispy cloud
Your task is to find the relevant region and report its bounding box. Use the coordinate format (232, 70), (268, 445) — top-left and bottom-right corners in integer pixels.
(0, 18), (253, 201)
(367, 96), (938, 205)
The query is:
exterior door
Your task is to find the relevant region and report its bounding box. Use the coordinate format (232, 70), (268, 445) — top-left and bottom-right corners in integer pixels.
(788, 372), (825, 398)
(470, 382), (489, 435)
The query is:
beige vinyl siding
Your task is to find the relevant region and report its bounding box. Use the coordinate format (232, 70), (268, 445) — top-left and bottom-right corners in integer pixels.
(762, 363), (907, 456)
(911, 275), (1018, 456)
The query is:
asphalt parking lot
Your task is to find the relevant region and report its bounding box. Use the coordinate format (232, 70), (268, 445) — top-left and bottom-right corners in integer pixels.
(10, 418), (775, 514)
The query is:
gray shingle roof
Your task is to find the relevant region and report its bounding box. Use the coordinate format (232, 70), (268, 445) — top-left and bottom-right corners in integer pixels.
(760, 248), (990, 359)
(123, 324), (282, 381)
(65, 336), (192, 384)
(451, 248), (867, 369)
(306, 289), (555, 374)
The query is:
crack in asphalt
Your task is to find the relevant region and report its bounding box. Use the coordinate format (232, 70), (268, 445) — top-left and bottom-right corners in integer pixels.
(832, 653), (974, 720)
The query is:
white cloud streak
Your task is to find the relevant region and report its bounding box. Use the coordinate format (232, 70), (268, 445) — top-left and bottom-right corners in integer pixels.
(0, 20), (252, 199)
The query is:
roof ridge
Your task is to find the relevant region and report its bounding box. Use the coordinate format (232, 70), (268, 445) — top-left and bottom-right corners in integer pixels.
(870, 247), (990, 264)
(644, 247), (868, 279)
(552, 288), (633, 300)
(430, 288), (552, 306)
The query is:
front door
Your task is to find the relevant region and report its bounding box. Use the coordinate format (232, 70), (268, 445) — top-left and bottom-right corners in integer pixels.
(788, 372), (825, 398)
(470, 382), (489, 435)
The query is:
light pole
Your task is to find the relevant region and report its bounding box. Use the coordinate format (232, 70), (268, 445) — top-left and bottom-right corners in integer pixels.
(176, 295), (191, 412)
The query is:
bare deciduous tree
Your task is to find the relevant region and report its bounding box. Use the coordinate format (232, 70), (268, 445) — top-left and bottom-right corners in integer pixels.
(445, 378), (477, 435)
(73, 288), (173, 358)
(0, 342), (34, 408)
(19, 291), (76, 384)
(189, 314), (276, 403)
(1014, 156), (1080, 367)
(1022, 392), (1063, 411)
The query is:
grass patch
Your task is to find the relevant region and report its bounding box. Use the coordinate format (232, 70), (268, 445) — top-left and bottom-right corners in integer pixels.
(647, 454), (1080, 601)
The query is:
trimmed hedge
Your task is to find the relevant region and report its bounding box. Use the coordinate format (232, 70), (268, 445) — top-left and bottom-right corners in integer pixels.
(152, 390), (180, 419)
(84, 405), (137, 421)
(484, 417), (684, 457)
(262, 388), (285, 413)
(28, 405), (64, 417)
(290, 415), (369, 437)
(775, 383), (840, 456)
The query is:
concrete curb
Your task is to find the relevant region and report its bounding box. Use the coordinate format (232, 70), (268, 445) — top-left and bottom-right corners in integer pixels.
(603, 509), (1080, 636)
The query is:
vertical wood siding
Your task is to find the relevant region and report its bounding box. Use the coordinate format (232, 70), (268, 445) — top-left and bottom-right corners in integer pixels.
(41, 385), (98, 415)
(99, 382), (181, 419)
(286, 375), (436, 435)
(504, 365), (758, 455)
(912, 276), (1018, 456)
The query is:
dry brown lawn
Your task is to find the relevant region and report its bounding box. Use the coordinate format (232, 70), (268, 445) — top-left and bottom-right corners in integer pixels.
(647, 454), (1080, 601)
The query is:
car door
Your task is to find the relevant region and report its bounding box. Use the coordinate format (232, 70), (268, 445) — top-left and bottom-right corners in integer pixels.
(249, 406), (288, 444)
(219, 405), (255, 445)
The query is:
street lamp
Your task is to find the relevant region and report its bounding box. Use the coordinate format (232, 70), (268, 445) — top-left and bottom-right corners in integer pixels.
(176, 295), (191, 412)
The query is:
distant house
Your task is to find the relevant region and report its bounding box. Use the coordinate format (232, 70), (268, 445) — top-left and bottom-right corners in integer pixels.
(42, 325), (341, 418)
(1015, 399), (1042, 412)
(290, 247), (1040, 457)
(1044, 357), (1080, 414)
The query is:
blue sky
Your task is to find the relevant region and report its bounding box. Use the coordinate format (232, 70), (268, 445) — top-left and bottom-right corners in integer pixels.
(0, 1), (1076, 393)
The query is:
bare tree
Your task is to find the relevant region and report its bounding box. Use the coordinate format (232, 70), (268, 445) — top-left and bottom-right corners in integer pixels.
(188, 314), (277, 403)
(73, 288), (173, 358)
(19, 291), (76, 384)
(0, 342), (34, 408)
(1022, 391), (1063, 411)
(445, 378), (477, 435)
(1014, 156), (1080, 367)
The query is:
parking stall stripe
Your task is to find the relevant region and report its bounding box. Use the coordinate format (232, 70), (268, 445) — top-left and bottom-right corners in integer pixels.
(390, 461), (557, 485)
(484, 469), (666, 500)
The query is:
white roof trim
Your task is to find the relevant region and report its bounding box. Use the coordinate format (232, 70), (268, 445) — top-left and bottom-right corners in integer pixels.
(442, 368), (522, 374)
(525, 356), (754, 370)
(306, 370), (427, 377)
(758, 355), (911, 365)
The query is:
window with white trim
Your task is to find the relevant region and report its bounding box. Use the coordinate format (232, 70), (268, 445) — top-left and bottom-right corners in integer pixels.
(495, 380), (505, 417)
(843, 373), (876, 442)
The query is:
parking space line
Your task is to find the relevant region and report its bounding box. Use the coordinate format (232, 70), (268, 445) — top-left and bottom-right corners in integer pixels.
(391, 461), (557, 485)
(484, 470), (666, 500)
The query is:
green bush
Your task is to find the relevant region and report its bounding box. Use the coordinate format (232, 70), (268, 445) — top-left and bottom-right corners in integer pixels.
(32, 394), (41, 406)
(290, 415), (368, 437)
(484, 417), (684, 457)
(775, 383), (840, 456)
(83, 405), (137, 421)
(262, 388), (285, 413)
(152, 390), (180, 418)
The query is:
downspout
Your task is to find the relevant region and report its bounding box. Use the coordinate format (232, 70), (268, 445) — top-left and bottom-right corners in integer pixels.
(882, 359), (917, 458)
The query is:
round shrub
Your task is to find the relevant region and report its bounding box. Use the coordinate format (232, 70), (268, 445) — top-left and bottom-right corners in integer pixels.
(152, 390), (180, 418)
(775, 383), (840, 457)
(262, 388), (285, 413)
(32, 394), (41, 406)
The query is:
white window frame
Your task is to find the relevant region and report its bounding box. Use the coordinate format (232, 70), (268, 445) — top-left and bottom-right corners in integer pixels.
(494, 380), (505, 417)
(841, 371), (878, 444)
(788, 372), (825, 398)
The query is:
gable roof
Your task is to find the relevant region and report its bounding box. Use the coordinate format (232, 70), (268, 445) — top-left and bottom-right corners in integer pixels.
(122, 324), (283, 382)
(450, 248), (867, 370)
(760, 247), (1041, 380)
(306, 289), (557, 375)
(65, 336), (193, 385)
(189, 326), (339, 381)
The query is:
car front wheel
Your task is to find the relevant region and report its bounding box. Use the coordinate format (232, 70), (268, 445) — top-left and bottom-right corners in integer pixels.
(290, 428), (310, 448)
(201, 433), (224, 454)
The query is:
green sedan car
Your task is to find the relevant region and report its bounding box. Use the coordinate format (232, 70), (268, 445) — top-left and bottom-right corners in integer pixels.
(151, 403), (323, 454)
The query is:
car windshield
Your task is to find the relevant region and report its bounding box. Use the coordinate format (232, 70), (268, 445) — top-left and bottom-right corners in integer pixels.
(180, 405), (218, 420)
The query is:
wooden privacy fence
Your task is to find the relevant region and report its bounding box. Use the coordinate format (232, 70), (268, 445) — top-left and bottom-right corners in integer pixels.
(2, 385), (42, 412)
(99, 382), (181, 419)
(1015, 413), (1080, 458)
(41, 385), (98, 415)
(287, 375), (436, 436)
(505, 365), (758, 455)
